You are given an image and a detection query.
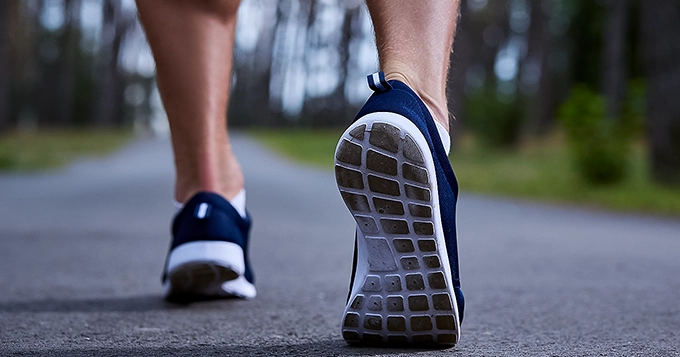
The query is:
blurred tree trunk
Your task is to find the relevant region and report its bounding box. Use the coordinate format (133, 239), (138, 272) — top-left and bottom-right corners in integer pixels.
(641, 0), (680, 184)
(523, 0), (553, 135)
(243, 19), (275, 126)
(7, 1), (40, 129)
(229, 1), (277, 127)
(302, 2), (357, 127)
(602, 0), (628, 120)
(0, 1), (8, 132)
(300, 0), (323, 126)
(55, 0), (82, 126)
(570, 0), (604, 90)
(530, 0), (548, 133)
(480, 1), (509, 85)
(342, 2), (364, 122)
(94, 0), (131, 127)
(266, 0), (294, 122)
(328, 3), (357, 126)
(446, 0), (469, 148)
(535, 54), (553, 135)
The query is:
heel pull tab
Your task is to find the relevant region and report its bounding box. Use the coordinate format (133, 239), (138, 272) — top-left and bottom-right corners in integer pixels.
(196, 203), (211, 219)
(367, 72), (392, 92)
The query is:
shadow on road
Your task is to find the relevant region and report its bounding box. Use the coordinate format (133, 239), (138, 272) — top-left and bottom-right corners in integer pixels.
(8, 341), (456, 357)
(0, 295), (249, 313)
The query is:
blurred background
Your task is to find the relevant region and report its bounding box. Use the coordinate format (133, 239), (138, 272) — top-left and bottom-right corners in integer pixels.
(1, 0), (679, 213)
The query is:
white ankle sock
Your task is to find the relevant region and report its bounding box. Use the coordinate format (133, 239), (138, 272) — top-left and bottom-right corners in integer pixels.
(422, 103), (451, 156)
(434, 120), (451, 156)
(173, 189), (248, 219)
(229, 189), (247, 219)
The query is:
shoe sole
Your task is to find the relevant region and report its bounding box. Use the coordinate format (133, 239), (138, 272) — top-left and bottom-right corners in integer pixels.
(164, 241), (251, 301)
(335, 112), (460, 346)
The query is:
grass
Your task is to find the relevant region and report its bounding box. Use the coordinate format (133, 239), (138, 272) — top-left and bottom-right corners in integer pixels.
(249, 128), (680, 217)
(249, 128), (344, 168)
(0, 129), (134, 172)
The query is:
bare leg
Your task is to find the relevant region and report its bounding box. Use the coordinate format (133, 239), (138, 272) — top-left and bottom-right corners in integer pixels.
(136, 0), (242, 203)
(366, 0), (460, 131)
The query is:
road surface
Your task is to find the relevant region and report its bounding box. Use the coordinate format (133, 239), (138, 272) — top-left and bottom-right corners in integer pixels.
(1, 134), (678, 356)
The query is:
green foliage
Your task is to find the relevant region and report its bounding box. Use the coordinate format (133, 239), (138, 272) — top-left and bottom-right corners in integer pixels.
(559, 85), (632, 185)
(464, 86), (522, 148)
(248, 129), (343, 167)
(0, 130), (132, 171)
(250, 129), (680, 216)
(0, 147), (19, 169)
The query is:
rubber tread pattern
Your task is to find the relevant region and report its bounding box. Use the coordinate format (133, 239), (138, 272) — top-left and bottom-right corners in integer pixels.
(336, 120), (459, 346)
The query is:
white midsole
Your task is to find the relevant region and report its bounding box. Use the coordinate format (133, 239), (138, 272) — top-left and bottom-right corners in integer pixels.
(222, 275), (257, 299)
(166, 241), (246, 276)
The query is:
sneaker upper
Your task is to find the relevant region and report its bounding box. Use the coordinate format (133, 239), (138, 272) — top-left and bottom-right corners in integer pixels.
(354, 77), (464, 322)
(165, 191), (254, 284)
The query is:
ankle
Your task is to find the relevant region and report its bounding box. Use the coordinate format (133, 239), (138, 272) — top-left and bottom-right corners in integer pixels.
(383, 71), (449, 132)
(174, 148), (245, 204)
(174, 179), (244, 205)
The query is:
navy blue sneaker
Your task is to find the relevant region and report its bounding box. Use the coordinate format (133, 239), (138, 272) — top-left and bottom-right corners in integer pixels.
(162, 191), (256, 301)
(335, 72), (463, 346)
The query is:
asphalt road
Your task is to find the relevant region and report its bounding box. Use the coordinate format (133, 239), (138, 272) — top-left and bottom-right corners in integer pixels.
(1, 134), (679, 356)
